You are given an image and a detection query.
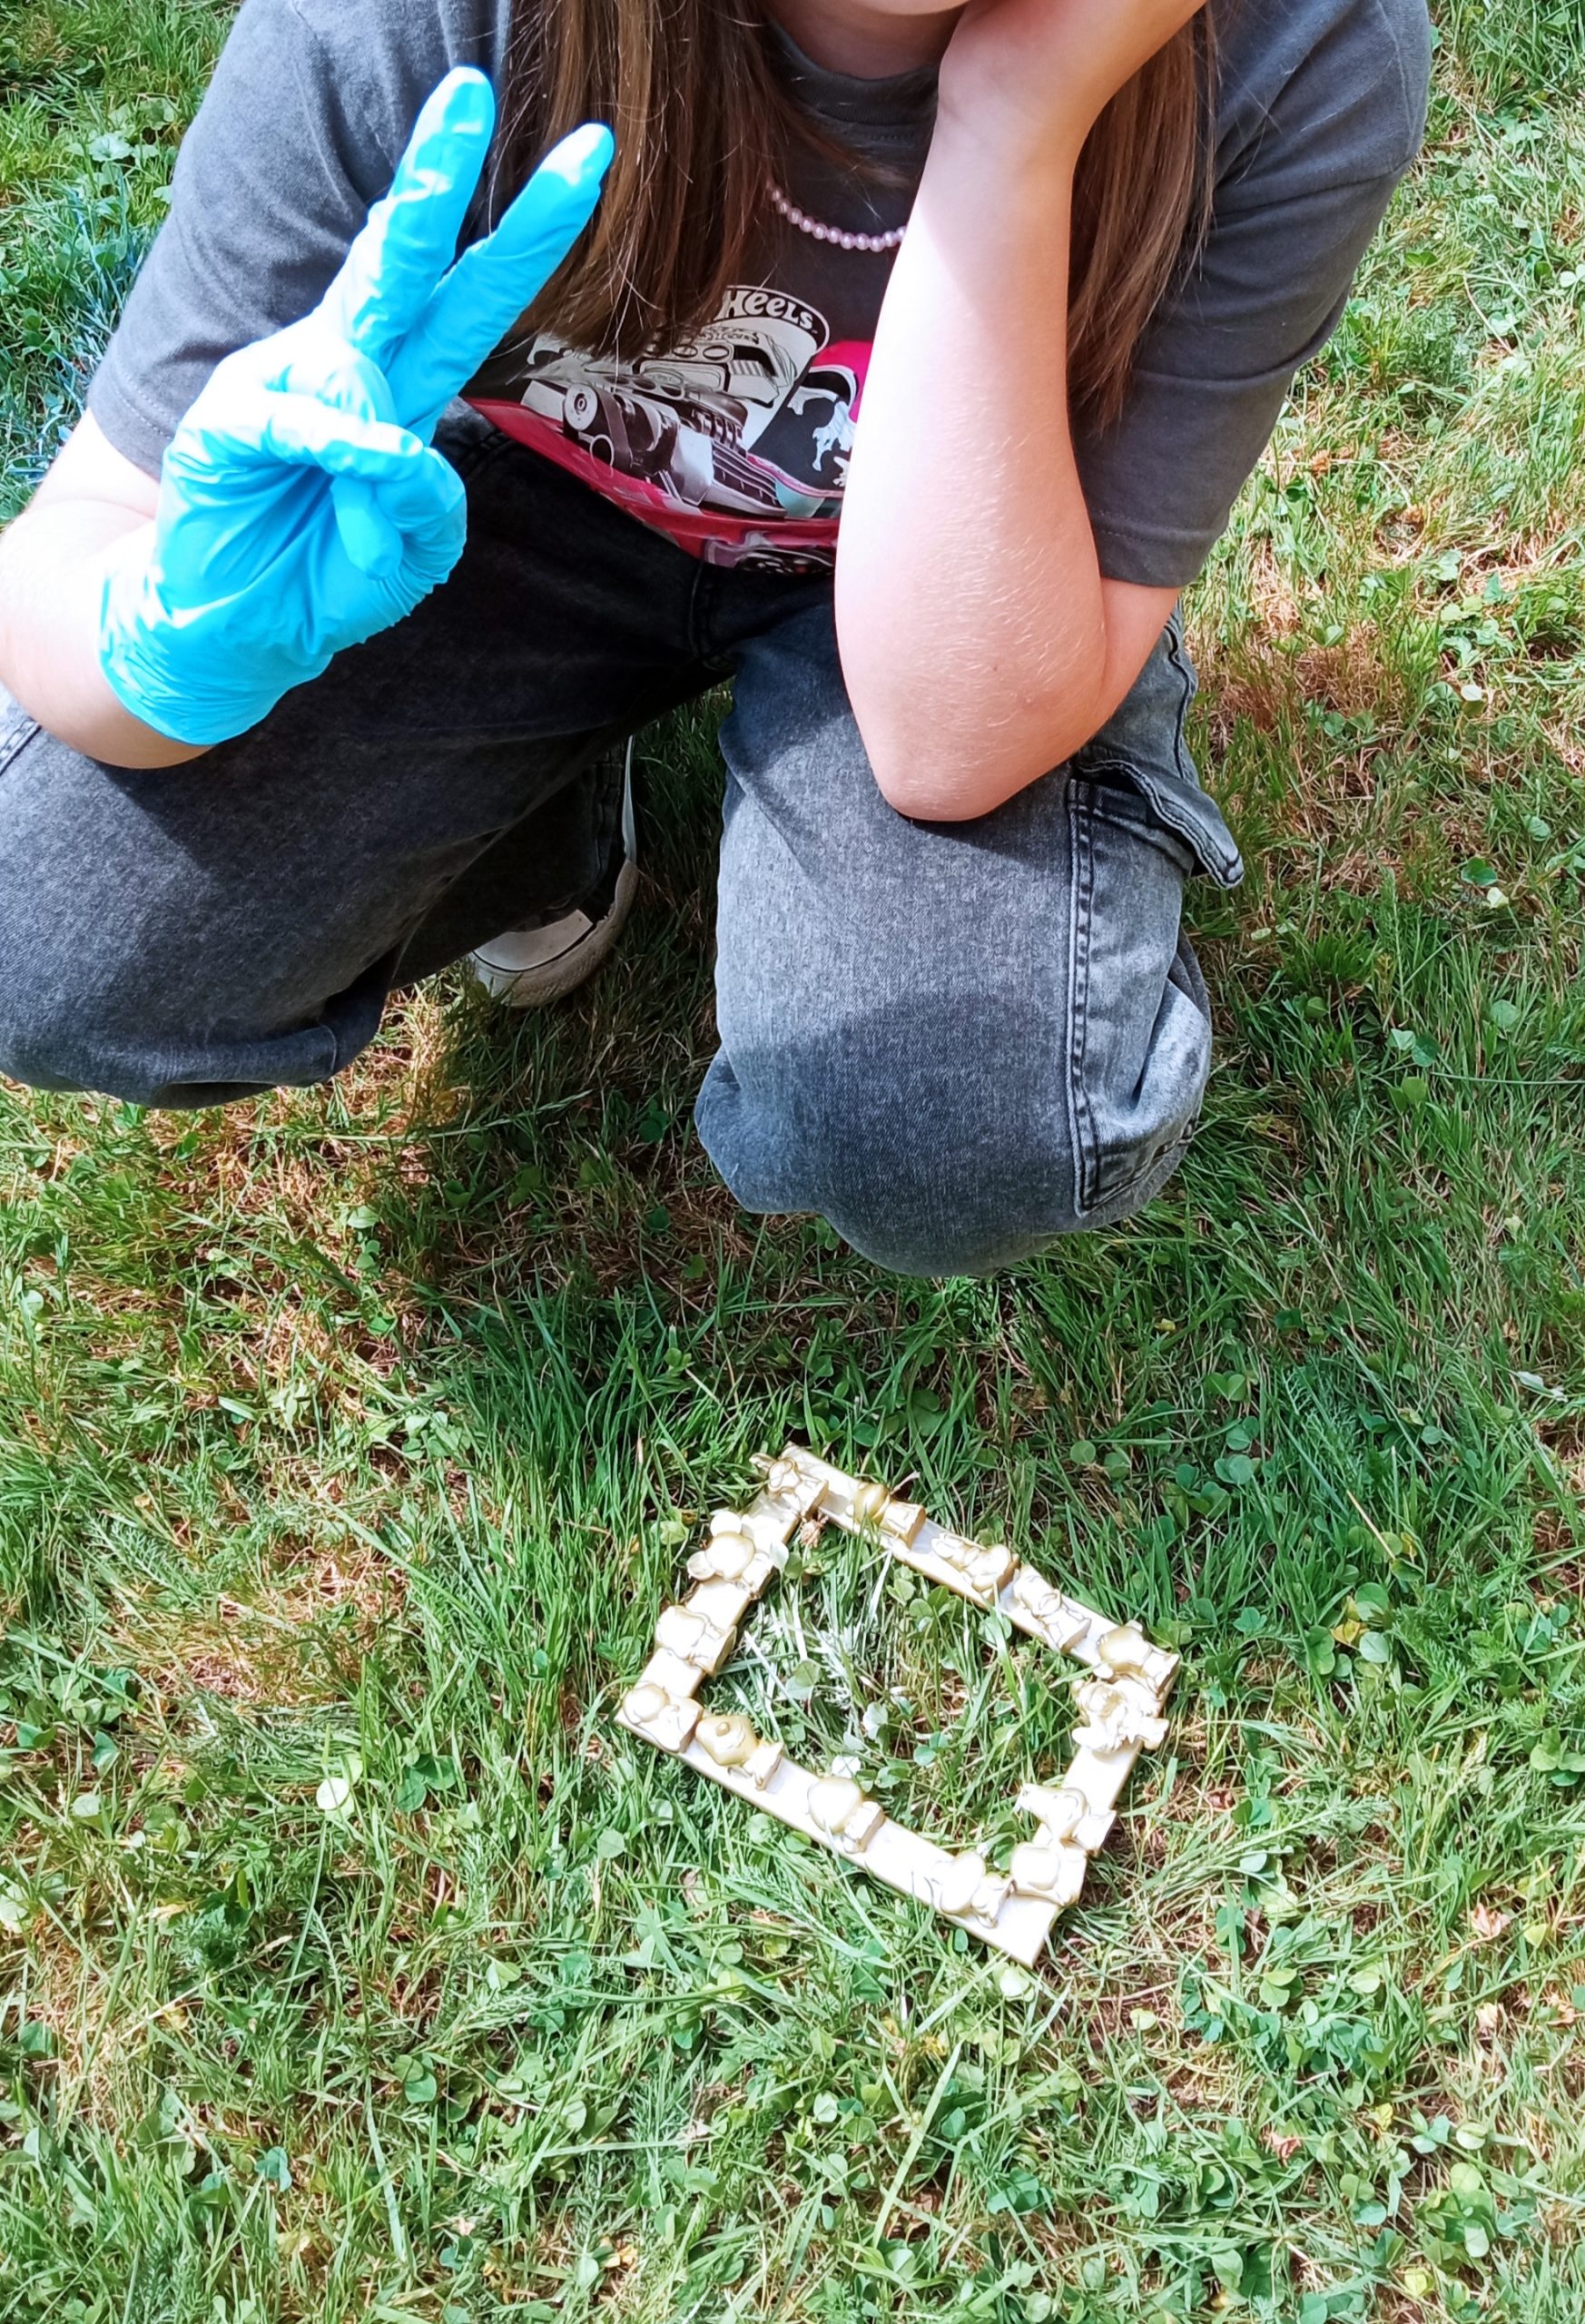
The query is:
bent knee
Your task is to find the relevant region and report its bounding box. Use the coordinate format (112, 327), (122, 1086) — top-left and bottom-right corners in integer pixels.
(0, 891), (382, 1113)
(0, 694), (378, 1106)
(0, 955), (109, 1097)
(0, 973), (181, 1105)
(816, 1116), (1196, 1278)
(0, 946), (359, 1108)
(698, 984), (1208, 1278)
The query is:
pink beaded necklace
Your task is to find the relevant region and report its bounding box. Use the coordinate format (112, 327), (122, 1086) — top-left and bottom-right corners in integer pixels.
(768, 179), (906, 254)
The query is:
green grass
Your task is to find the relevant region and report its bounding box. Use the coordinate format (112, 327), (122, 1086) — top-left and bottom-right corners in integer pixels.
(2, 4), (1584, 2319)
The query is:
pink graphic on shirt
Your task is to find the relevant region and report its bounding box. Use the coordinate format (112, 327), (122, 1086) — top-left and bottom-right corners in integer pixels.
(468, 291), (871, 570)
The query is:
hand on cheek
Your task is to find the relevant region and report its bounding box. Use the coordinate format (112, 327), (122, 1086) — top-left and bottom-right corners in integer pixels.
(939, 0), (1207, 157)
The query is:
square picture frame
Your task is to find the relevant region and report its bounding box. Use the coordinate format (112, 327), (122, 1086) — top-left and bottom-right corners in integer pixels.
(617, 1445), (1179, 1966)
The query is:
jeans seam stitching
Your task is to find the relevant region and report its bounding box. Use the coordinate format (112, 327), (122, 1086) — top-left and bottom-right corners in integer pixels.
(1067, 784), (1099, 1216)
(1068, 784), (1202, 1220)
(0, 711), (41, 780)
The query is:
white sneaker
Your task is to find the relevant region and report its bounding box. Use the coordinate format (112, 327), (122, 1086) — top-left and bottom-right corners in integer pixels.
(469, 739), (639, 1007)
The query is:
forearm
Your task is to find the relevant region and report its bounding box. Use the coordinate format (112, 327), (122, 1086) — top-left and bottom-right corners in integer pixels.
(0, 504), (205, 768)
(835, 110), (1108, 820)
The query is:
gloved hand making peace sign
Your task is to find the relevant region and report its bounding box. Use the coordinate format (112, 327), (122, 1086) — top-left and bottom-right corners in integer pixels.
(98, 70), (614, 749)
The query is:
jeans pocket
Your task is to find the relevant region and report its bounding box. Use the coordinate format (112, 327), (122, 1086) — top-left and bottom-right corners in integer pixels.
(1072, 613), (1244, 890)
(1076, 753), (1245, 891)
(0, 685), (42, 781)
(1066, 778), (1213, 1217)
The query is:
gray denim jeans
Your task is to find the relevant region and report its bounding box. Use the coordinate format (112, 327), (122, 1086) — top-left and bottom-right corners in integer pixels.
(0, 408), (1242, 1275)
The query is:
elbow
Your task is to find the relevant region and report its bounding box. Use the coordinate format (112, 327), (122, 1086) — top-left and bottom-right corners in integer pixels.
(864, 733), (935, 820)
(862, 711), (1098, 825)
(92, 725), (214, 772)
(845, 645), (1112, 824)
(9, 687), (212, 771)
(852, 698), (1027, 822)
(871, 753), (1008, 823)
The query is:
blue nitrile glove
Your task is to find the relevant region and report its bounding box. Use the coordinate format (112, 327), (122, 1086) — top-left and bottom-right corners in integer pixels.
(99, 69), (613, 748)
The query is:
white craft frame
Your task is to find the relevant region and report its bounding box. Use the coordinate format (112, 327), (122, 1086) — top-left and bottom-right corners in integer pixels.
(616, 1444), (1179, 1966)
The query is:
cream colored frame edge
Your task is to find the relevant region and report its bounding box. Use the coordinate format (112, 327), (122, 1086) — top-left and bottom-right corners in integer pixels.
(616, 1444), (1179, 1967)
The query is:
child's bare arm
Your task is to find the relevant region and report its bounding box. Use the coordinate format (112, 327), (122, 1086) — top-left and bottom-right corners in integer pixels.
(0, 418), (205, 768)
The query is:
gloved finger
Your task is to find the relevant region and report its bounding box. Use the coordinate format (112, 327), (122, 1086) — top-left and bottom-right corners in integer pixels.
(315, 67), (497, 369)
(332, 474), (406, 577)
(270, 333), (399, 428)
(173, 388), (432, 482)
(375, 443), (467, 533)
(385, 123), (614, 430)
(378, 448), (468, 584)
(210, 327), (395, 423)
(332, 454), (464, 581)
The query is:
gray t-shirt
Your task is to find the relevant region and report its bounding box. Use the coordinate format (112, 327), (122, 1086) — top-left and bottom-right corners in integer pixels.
(87, 0), (1430, 585)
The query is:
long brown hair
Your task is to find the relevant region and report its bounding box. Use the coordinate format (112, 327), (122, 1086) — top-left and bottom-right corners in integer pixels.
(499, 4), (1217, 426)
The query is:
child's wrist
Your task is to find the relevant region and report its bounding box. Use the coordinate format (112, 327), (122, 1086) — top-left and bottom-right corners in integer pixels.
(931, 66), (1091, 185)
(922, 89), (1085, 236)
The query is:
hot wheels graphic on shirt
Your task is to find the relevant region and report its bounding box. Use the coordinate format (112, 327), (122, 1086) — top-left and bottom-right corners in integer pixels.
(468, 286), (869, 568)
